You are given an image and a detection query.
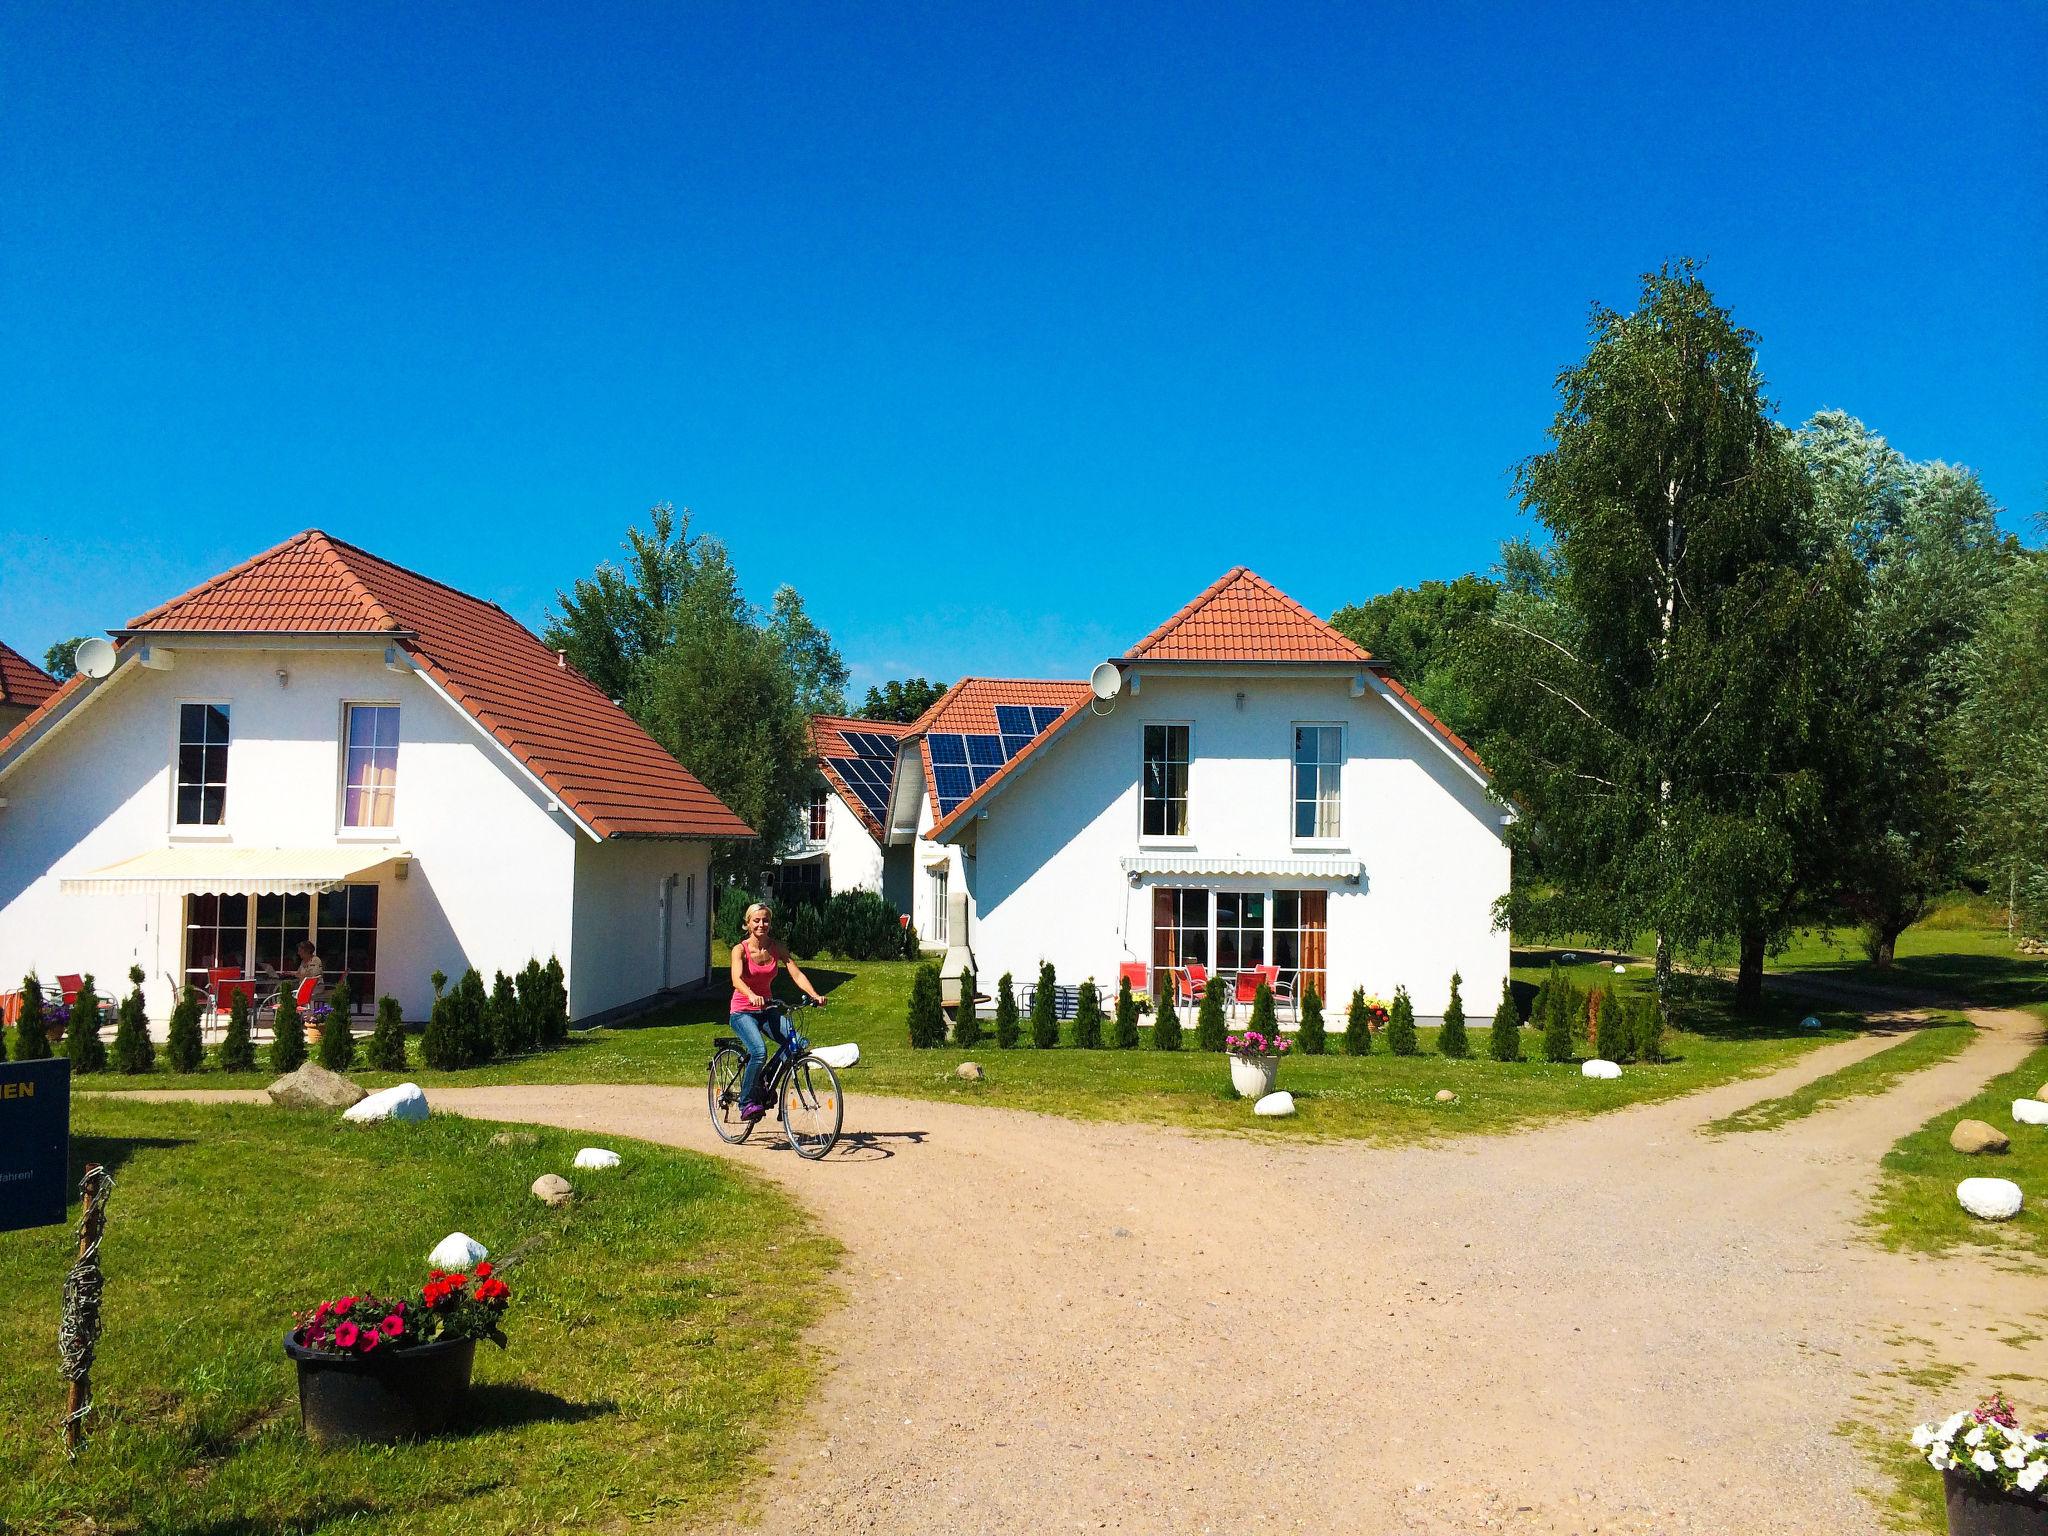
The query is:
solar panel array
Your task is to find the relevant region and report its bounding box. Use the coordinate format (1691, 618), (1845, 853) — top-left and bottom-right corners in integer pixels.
(929, 704), (1070, 816)
(825, 729), (903, 822)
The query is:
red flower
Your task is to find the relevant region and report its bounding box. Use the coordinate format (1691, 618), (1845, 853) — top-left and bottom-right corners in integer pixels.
(475, 1262), (493, 1279)
(359, 1328), (380, 1352)
(333, 1322), (359, 1348)
(381, 1313), (404, 1337)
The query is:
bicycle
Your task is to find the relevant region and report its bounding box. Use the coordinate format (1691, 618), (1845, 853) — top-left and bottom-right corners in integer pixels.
(707, 997), (843, 1160)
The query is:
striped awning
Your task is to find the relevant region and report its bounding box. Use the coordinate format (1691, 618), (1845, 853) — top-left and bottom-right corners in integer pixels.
(1119, 852), (1364, 882)
(62, 846), (409, 897)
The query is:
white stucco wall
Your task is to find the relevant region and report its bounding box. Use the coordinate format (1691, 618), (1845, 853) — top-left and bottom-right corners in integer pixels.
(569, 836), (712, 1018)
(820, 787), (885, 895)
(944, 671), (1510, 1014)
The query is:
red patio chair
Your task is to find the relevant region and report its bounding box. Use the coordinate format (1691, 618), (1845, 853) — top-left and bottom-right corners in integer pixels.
(1174, 963), (1208, 1006)
(56, 973), (84, 1004)
(1119, 961), (1148, 997)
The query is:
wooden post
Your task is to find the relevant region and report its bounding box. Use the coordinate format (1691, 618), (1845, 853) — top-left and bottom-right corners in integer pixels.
(60, 1164), (112, 1456)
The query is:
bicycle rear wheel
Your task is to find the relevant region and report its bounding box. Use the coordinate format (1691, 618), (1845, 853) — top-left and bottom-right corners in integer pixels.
(707, 1045), (755, 1144)
(780, 1054), (843, 1159)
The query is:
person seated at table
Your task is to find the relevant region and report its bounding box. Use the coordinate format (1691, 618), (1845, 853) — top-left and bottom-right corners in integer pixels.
(258, 941), (324, 989)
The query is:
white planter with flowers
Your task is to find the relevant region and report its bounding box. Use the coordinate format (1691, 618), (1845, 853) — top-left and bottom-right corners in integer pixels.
(1227, 1029), (1290, 1100)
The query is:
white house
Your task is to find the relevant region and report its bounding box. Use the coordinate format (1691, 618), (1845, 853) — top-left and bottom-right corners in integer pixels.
(881, 569), (1510, 1017)
(0, 641), (57, 737)
(0, 530), (752, 1026)
(775, 714), (915, 911)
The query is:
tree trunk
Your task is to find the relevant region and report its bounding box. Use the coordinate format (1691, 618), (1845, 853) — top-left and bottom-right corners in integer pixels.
(1654, 929), (1673, 1033)
(1870, 926), (1900, 968)
(1735, 928), (1766, 1013)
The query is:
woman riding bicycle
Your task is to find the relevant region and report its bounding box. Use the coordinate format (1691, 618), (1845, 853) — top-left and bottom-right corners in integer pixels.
(730, 901), (827, 1122)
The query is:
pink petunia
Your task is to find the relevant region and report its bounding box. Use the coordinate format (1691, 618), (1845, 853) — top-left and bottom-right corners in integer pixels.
(359, 1329), (380, 1352)
(333, 1322), (359, 1348)
(381, 1313), (404, 1337)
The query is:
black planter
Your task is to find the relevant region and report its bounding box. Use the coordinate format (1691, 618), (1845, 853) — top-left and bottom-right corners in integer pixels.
(285, 1330), (477, 1446)
(1944, 1469), (2048, 1536)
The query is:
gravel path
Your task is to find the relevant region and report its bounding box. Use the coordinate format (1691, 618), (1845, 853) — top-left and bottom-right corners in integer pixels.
(116, 996), (2046, 1533)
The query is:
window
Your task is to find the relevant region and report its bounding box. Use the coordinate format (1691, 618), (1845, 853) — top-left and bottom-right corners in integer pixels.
(252, 893), (313, 981)
(1215, 891), (1266, 971)
(1142, 724), (1190, 838)
(183, 892), (250, 993)
(926, 867), (949, 941)
(342, 705), (400, 828)
(1151, 887), (1210, 976)
(1273, 890), (1329, 1004)
(176, 703), (231, 826)
(185, 884), (378, 1013)
(808, 788), (829, 842)
(1293, 724), (1343, 840)
(315, 884), (380, 1007)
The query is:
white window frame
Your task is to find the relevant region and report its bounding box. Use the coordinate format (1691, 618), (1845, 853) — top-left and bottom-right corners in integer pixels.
(169, 698), (234, 839)
(808, 787), (830, 844)
(925, 865), (949, 942)
(1291, 721), (1345, 847)
(1139, 720), (1194, 846)
(337, 701), (402, 839)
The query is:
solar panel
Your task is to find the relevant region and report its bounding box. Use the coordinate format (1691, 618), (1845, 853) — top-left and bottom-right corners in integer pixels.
(995, 705), (1034, 736)
(933, 764), (974, 810)
(929, 734), (968, 765)
(970, 762), (1002, 788)
(849, 731), (899, 759)
(1000, 734), (1034, 759)
(1030, 705), (1065, 731)
(965, 734), (1004, 766)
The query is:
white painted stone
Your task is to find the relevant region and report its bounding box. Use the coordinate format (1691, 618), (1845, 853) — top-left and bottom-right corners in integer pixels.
(813, 1042), (860, 1069)
(1957, 1177), (2024, 1221)
(1582, 1060), (1622, 1080)
(342, 1082), (429, 1123)
(428, 1232), (487, 1268)
(1253, 1090), (1295, 1117)
(2013, 1099), (2048, 1127)
(573, 1147), (621, 1170)
(1612, 964), (1627, 975)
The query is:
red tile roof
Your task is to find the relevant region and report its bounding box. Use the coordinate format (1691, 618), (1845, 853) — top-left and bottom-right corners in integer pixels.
(913, 678), (1091, 841)
(0, 641), (57, 711)
(809, 713), (913, 840)
(1125, 567), (1374, 663)
(106, 530), (751, 840)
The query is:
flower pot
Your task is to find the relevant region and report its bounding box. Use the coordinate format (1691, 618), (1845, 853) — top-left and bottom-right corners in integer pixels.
(285, 1330), (476, 1446)
(1229, 1053), (1278, 1100)
(1943, 1469), (2048, 1536)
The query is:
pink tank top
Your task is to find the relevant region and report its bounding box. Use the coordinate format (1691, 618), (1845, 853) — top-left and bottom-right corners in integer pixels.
(731, 943), (781, 1012)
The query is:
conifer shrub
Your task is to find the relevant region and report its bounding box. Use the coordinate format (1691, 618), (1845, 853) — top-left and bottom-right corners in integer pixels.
(514, 959), (547, 1052)
(165, 984), (204, 1073)
(111, 966), (155, 1074)
(217, 985), (256, 1071)
(13, 974), (52, 1061)
(954, 968), (982, 1048)
(1296, 987), (1326, 1054)
(907, 961), (945, 1048)
(454, 968), (492, 1063)
(1540, 969), (1576, 1063)
(1437, 972), (1469, 1058)
(714, 884), (752, 945)
(1030, 961), (1059, 1048)
(421, 986), (467, 1070)
(1345, 986), (1373, 1055)
(787, 903), (823, 960)
(318, 980), (356, 1071)
(366, 994), (408, 1071)
(1246, 982), (1277, 1043)
(1111, 975), (1140, 1049)
(486, 971), (522, 1058)
(67, 974), (106, 1074)
(820, 889), (909, 960)
(269, 987), (307, 1074)
(1386, 985), (1418, 1056)
(1632, 995), (1664, 1063)
(1152, 987), (1182, 1050)
(1599, 990), (1634, 1063)
(1072, 980), (1103, 1049)
(541, 956), (569, 1047)
(994, 972), (1020, 1049)
(1196, 981), (1227, 1052)
(1489, 979), (1521, 1061)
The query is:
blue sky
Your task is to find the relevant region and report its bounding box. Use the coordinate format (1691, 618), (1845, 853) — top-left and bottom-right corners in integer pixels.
(2, 3), (2042, 691)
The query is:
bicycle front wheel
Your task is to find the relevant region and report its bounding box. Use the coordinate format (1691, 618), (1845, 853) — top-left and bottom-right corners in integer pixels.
(780, 1054), (843, 1159)
(707, 1045), (755, 1144)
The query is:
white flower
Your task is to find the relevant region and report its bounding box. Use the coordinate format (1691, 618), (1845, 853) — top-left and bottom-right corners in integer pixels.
(1974, 1450), (1998, 1472)
(2018, 1461), (2047, 1494)
(1929, 1450), (1950, 1470)
(1941, 1413), (1969, 1439)
(2004, 1444), (2030, 1469)
(1966, 1425), (1988, 1447)
(1912, 1425), (1936, 1449)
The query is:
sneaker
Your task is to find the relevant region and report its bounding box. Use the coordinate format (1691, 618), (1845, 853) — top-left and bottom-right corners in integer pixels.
(739, 1101), (769, 1123)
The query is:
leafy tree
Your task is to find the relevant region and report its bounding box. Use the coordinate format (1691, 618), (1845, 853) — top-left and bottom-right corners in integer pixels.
(1195, 981), (1227, 1052)
(1437, 973), (1468, 1058)
(954, 968), (981, 1048)
(164, 985), (204, 1073)
(1330, 576), (1501, 749)
(43, 636), (89, 681)
(366, 995), (409, 1071)
(1072, 980), (1103, 1049)
(66, 975), (105, 1073)
(1296, 988), (1326, 1054)
(1111, 975), (1140, 1048)
(1344, 986), (1372, 1055)
(857, 677), (948, 724)
(217, 986), (256, 1071)
(907, 962), (945, 1048)
(13, 975), (51, 1060)
(1386, 985), (1417, 1055)
(111, 966), (155, 1074)
(1455, 262), (1857, 1024)
(1152, 987), (1182, 1050)
(994, 972), (1020, 1049)
(1489, 979), (1521, 1061)
(318, 980), (356, 1071)
(1030, 961), (1059, 1048)
(767, 585), (849, 716)
(269, 988), (307, 1074)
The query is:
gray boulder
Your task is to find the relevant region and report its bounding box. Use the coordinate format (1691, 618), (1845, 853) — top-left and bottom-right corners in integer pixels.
(531, 1174), (574, 1208)
(955, 1061), (984, 1081)
(268, 1062), (365, 1111)
(1435, 1089), (1457, 1103)
(1951, 1119), (2010, 1155)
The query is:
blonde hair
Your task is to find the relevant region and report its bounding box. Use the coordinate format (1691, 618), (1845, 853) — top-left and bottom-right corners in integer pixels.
(744, 902), (773, 925)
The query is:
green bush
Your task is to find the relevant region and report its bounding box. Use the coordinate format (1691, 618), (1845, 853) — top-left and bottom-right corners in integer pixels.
(164, 985), (204, 1073)
(540, 957), (569, 1048)
(421, 985), (467, 1070)
(1111, 976), (1140, 1049)
(1589, 987), (1623, 1062)
(1152, 987), (1182, 1050)
(1196, 980), (1227, 1052)
(316, 980), (356, 1071)
(1489, 979), (1521, 1062)
(1632, 995), (1664, 1063)
(1030, 962), (1058, 1048)
(485, 971), (523, 1058)
(1072, 980), (1103, 1049)
(217, 985), (255, 1072)
(366, 995), (408, 1071)
(715, 885), (752, 945)
(455, 968), (492, 1064)
(66, 974), (106, 1074)
(907, 962), (945, 1048)
(954, 968), (982, 1048)
(268, 988), (307, 1074)
(787, 903), (823, 960)
(13, 974), (52, 1061)
(1344, 987), (1372, 1055)
(1387, 985), (1418, 1055)
(819, 889), (909, 960)
(514, 959), (547, 1053)
(1297, 988), (1326, 1054)
(112, 966), (155, 1075)
(1246, 982), (1277, 1043)
(1438, 972), (1468, 1058)
(994, 972), (1020, 1049)
(1540, 967), (1576, 1063)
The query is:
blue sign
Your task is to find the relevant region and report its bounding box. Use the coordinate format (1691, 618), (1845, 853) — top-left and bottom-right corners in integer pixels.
(0, 1058), (70, 1233)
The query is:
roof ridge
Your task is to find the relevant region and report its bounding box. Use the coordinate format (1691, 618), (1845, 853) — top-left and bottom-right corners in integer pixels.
(122, 528), (326, 630)
(1122, 566), (1371, 663)
(305, 532), (407, 633)
(1236, 567), (1374, 660)
(318, 530), (523, 623)
(1123, 566), (1248, 657)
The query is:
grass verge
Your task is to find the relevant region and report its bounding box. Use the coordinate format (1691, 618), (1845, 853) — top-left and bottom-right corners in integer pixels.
(0, 1099), (836, 1535)
(1705, 1018), (1973, 1136)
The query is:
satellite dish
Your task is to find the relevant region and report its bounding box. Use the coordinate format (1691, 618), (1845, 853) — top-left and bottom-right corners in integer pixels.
(1089, 661), (1122, 701)
(74, 637), (116, 679)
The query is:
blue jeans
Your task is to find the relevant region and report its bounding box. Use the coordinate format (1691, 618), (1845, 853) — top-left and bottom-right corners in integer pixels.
(732, 1009), (796, 1109)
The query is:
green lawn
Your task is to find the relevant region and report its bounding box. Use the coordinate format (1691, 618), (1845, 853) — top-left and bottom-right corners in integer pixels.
(1768, 920), (2048, 1011)
(1704, 1017), (1974, 1136)
(1, 1099), (836, 1535)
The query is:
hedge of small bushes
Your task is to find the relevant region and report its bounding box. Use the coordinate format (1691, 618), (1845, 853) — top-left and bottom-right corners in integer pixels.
(716, 886), (921, 962)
